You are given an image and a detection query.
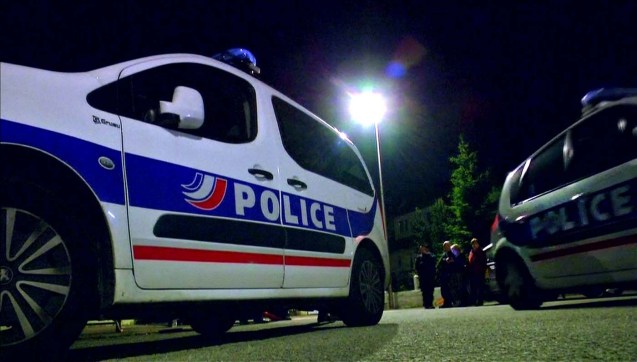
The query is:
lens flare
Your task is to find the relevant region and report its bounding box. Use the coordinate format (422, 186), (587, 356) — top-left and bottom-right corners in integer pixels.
(386, 36), (426, 78)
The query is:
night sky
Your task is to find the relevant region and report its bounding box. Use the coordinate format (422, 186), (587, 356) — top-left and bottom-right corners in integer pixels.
(2, 1), (636, 216)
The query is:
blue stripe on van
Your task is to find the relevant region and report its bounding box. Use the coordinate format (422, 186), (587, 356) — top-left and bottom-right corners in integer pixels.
(0, 119), (125, 205)
(0, 118), (377, 240)
(348, 200), (377, 237)
(125, 153), (376, 238)
(499, 178), (637, 248)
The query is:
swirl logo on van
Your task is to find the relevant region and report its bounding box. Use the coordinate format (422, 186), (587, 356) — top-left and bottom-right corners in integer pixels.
(182, 172), (228, 211)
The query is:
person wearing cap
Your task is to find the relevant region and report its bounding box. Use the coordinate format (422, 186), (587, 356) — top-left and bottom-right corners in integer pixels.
(415, 243), (436, 309)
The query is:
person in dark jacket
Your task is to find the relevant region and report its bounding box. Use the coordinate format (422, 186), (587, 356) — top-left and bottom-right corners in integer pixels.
(437, 240), (454, 308)
(415, 244), (436, 309)
(467, 237), (488, 306)
(448, 244), (467, 307)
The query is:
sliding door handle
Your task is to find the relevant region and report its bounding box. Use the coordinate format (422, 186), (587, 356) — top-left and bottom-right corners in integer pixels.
(287, 178), (307, 190)
(248, 168), (274, 180)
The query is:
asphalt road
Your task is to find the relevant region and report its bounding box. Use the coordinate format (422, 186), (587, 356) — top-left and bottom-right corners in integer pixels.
(68, 295), (637, 361)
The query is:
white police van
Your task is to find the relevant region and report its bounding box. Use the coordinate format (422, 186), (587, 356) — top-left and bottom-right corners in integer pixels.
(490, 88), (637, 310)
(0, 49), (389, 357)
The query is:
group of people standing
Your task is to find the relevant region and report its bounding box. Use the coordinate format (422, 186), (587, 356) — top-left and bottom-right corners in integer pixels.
(414, 238), (487, 309)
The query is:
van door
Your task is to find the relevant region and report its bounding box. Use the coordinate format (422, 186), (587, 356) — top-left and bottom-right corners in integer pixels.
(271, 96), (375, 288)
(116, 60), (284, 289)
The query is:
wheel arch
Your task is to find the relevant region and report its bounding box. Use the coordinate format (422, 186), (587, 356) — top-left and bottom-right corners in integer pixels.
(493, 246), (526, 284)
(494, 245), (522, 266)
(0, 144), (116, 312)
(354, 238), (386, 284)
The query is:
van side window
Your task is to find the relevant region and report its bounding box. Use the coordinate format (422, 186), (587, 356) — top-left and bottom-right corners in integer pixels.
(87, 63), (257, 144)
(568, 105), (637, 181)
(516, 136), (566, 202)
(272, 97), (374, 196)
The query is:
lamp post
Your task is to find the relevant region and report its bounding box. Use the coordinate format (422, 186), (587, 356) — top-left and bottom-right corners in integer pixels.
(349, 91), (395, 308)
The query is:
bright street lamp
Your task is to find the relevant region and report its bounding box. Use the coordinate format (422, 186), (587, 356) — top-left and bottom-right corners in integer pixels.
(348, 90), (394, 308)
(348, 91), (387, 127)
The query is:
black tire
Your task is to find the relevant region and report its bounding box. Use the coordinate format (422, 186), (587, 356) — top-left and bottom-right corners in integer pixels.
(497, 257), (543, 310)
(0, 181), (92, 360)
(188, 310), (235, 340)
(341, 248), (384, 327)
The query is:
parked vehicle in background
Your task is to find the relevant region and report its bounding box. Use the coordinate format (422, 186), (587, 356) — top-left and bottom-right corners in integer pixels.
(490, 88), (637, 310)
(0, 49), (389, 358)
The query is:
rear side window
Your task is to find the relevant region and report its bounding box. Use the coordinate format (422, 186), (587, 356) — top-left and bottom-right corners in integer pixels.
(511, 104), (637, 205)
(272, 97), (374, 196)
(508, 166), (525, 205)
(88, 62), (257, 144)
(515, 135), (567, 202)
(567, 104), (637, 180)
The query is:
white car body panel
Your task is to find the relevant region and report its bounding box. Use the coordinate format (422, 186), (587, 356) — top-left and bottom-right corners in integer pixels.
(0, 54), (389, 305)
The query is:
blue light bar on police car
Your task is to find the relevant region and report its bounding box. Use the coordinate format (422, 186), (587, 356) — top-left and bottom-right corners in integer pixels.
(581, 88), (637, 108)
(212, 48), (261, 76)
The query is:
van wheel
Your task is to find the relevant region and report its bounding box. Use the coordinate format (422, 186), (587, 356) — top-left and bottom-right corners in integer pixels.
(497, 257), (543, 310)
(341, 248), (384, 327)
(0, 182), (91, 359)
(189, 310), (235, 340)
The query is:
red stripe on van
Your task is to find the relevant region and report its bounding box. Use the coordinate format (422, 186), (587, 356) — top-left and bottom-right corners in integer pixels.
(133, 245), (351, 267)
(285, 255), (351, 268)
(530, 235), (637, 262)
(133, 245), (283, 265)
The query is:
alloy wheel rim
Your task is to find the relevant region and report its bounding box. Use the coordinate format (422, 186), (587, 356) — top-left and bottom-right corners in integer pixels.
(359, 260), (383, 313)
(0, 207), (72, 346)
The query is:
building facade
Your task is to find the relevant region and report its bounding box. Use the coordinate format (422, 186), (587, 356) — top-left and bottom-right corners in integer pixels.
(390, 209), (428, 290)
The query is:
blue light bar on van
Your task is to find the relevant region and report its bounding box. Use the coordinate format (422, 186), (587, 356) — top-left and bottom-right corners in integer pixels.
(581, 88), (637, 108)
(212, 48), (261, 76)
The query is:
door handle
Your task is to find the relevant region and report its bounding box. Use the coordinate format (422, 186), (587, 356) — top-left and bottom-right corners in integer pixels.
(248, 168), (274, 180)
(287, 178), (307, 190)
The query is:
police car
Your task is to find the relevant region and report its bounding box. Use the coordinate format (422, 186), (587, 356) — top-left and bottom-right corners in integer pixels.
(0, 50), (389, 357)
(490, 88), (637, 310)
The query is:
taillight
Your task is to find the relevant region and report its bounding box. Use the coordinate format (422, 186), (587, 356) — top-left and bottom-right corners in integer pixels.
(491, 214), (500, 233)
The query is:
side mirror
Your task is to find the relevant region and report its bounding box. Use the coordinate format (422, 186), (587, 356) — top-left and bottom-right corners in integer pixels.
(159, 86), (205, 129)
